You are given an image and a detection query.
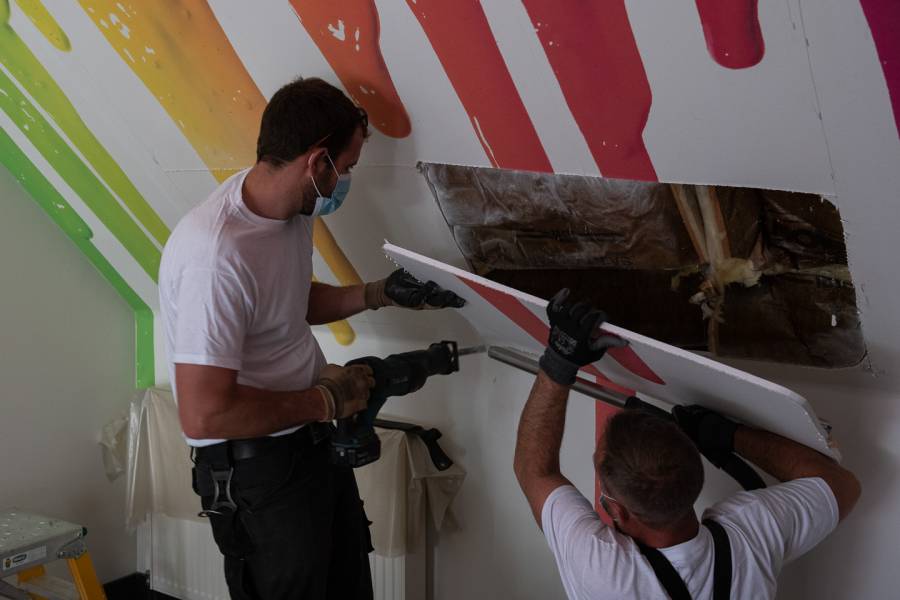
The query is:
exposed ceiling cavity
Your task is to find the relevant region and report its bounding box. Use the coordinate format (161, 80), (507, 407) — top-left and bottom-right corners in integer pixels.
(420, 163), (865, 368)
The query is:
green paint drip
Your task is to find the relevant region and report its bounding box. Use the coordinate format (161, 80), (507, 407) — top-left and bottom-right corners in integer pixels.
(0, 126), (154, 388)
(0, 19), (169, 246)
(15, 0), (70, 51)
(0, 39), (161, 280)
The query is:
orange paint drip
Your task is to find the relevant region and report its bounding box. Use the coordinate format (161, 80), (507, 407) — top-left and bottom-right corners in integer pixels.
(290, 0), (411, 138)
(78, 0), (263, 181)
(79, 0), (362, 342)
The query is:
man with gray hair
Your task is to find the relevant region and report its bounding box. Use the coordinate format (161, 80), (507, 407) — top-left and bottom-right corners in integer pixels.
(514, 289), (861, 599)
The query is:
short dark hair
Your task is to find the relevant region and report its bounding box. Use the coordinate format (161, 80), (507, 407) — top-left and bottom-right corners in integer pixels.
(256, 77), (369, 166)
(597, 410), (703, 528)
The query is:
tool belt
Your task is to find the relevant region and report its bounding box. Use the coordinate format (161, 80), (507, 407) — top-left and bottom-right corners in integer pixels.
(191, 423), (333, 517)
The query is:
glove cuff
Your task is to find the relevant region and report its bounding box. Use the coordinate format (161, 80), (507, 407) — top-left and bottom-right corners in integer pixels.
(538, 347), (579, 386)
(364, 279), (390, 310)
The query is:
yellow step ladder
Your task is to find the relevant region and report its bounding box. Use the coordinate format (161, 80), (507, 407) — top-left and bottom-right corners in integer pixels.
(0, 509), (106, 600)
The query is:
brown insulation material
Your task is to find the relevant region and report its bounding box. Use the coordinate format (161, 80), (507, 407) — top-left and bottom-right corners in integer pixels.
(421, 163), (865, 368)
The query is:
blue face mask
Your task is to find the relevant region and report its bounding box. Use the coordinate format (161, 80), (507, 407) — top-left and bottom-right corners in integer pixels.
(310, 154), (351, 217)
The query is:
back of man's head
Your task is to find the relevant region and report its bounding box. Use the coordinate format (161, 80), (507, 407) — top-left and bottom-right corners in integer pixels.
(256, 77), (369, 167)
(597, 409), (704, 529)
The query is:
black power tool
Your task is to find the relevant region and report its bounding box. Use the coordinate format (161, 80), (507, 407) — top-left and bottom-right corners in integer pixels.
(331, 340), (465, 468)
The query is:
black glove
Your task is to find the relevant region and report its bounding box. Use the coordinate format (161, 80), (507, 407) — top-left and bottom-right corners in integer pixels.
(672, 404), (739, 456)
(538, 288), (627, 385)
(366, 268), (467, 310)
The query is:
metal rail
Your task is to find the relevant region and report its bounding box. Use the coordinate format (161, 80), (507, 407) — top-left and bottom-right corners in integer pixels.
(486, 346), (630, 409)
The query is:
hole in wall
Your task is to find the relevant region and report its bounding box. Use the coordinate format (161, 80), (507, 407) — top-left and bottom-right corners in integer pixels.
(419, 162), (865, 368)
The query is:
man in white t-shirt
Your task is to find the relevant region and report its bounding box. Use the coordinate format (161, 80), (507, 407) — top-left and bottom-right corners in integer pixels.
(514, 289), (861, 599)
(159, 78), (464, 600)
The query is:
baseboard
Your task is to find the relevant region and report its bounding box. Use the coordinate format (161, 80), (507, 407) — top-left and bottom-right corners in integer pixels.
(104, 572), (180, 600)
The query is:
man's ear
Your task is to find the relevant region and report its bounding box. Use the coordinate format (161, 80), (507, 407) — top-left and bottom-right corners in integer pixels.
(613, 503), (631, 524)
(306, 147), (328, 173)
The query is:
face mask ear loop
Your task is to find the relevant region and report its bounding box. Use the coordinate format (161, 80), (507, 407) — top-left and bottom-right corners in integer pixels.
(309, 149), (332, 198)
(325, 153), (341, 180)
(310, 172), (324, 199)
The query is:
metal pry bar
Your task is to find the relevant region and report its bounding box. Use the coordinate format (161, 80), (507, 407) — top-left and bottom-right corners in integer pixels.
(487, 345), (631, 409)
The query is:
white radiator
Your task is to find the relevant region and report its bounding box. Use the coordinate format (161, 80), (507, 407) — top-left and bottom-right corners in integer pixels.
(139, 514), (422, 600)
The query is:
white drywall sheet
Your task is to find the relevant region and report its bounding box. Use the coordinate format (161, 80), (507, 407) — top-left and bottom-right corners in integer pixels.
(384, 243), (838, 461)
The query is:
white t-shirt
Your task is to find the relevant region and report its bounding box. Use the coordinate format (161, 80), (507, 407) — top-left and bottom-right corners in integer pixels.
(542, 477), (839, 599)
(159, 168), (327, 446)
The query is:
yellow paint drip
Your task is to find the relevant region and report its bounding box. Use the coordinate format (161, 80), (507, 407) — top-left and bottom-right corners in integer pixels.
(15, 0), (70, 51)
(78, 0), (363, 342)
(78, 0), (262, 181)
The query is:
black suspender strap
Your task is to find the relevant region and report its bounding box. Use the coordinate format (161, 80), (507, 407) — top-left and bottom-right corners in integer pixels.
(703, 519), (732, 600)
(635, 520), (732, 600)
(635, 541), (692, 600)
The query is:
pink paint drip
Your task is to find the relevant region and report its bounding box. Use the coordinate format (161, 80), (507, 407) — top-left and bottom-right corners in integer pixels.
(695, 0), (765, 69)
(860, 0), (900, 138)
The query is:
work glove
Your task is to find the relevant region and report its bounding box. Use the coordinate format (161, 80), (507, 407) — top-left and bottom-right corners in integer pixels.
(538, 288), (628, 386)
(672, 404), (739, 456)
(365, 268), (467, 310)
(314, 363), (375, 420)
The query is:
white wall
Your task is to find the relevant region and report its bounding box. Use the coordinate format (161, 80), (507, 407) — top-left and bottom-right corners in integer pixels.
(0, 167), (137, 583)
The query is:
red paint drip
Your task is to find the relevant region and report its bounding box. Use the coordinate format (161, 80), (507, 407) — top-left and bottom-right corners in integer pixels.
(860, 0), (900, 139)
(521, 0), (657, 181)
(604, 334), (665, 385)
(290, 0), (411, 138)
(405, 0), (553, 172)
(695, 0), (765, 69)
(458, 277), (652, 395)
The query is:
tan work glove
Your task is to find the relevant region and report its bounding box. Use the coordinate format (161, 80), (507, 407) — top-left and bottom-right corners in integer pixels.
(314, 363), (375, 421)
(364, 268), (467, 310)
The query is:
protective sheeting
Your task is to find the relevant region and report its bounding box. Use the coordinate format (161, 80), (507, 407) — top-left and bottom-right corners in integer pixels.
(419, 162), (697, 273)
(104, 388), (465, 556)
(356, 425), (466, 557)
(420, 163), (865, 368)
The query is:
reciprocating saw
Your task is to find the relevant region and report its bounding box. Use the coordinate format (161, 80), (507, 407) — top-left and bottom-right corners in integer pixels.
(331, 340), (479, 468)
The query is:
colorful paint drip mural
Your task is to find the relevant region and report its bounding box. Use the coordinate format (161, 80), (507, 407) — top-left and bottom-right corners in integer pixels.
(1, 0), (898, 393)
(291, 0), (411, 139)
(78, 0), (362, 348)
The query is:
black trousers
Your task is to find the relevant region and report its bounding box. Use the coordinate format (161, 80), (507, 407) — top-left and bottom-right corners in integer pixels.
(192, 432), (374, 600)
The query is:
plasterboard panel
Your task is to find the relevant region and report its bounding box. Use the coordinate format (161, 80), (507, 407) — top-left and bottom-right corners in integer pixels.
(384, 242), (838, 460)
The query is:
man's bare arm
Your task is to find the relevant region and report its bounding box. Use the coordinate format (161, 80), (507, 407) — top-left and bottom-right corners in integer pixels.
(176, 363), (332, 439)
(514, 370), (574, 528)
(734, 426), (861, 521)
(306, 281), (367, 325)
